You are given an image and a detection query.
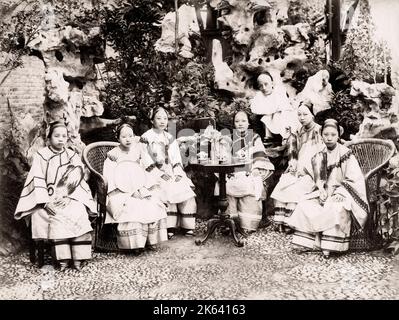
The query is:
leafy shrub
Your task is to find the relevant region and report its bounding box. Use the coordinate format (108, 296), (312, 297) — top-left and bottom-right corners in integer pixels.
(99, 0), (226, 135)
(339, 0), (392, 83)
(315, 88), (363, 141)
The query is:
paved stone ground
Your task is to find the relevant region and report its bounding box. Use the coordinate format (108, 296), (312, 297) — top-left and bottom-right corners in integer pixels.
(0, 221), (398, 300)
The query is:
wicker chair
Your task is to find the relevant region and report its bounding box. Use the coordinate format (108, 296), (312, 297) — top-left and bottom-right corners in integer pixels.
(83, 117), (217, 252)
(83, 141), (119, 252)
(345, 138), (396, 251)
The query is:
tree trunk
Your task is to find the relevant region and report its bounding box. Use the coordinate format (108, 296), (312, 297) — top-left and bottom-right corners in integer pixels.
(174, 0), (179, 55)
(331, 0), (341, 61)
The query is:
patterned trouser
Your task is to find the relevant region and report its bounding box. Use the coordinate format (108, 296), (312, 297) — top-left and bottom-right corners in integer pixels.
(287, 198), (352, 252)
(291, 226), (350, 252)
(52, 232), (92, 261)
(226, 195), (262, 231)
(117, 218), (168, 249)
(167, 197), (197, 230)
(273, 200), (297, 226)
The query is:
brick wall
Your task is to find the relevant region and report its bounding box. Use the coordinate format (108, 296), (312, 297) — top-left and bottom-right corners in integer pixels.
(0, 55), (46, 139)
(0, 55), (46, 255)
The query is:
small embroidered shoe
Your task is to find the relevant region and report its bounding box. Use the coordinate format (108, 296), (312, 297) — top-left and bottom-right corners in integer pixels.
(167, 232), (175, 240)
(132, 248), (144, 256)
(73, 261), (82, 271)
(59, 261), (68, 271)
(185, 230), (195, 237)
(284, 227), (294, 234)
(322, 250), (330, 259)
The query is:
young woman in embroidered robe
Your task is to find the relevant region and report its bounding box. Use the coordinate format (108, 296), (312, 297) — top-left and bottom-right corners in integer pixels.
(285, 119), (369, 258)
(271, 101), (324, 232)
(140, 107), (197, 239)
(14, 121), (96, 271)
(220, 111), (274, 232)
(103, 124), (168, 251)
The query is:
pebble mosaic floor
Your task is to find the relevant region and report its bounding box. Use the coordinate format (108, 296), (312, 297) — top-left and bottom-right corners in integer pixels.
(1, 222), (398, 300)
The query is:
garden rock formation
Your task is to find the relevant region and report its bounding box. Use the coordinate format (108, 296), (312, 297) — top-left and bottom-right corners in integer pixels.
(156, 0), (330, 115)
(155, 4), (200, 59)
(210, 0), (315, 100)
(0, 1), (108, 161)
(28, 24), (106, 154)
(350, 80), (399, 139)
(0, 0), (108, 255)
(156, 0), (399, 142)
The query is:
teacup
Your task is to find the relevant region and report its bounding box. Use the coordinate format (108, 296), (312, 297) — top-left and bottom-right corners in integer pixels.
(197, 152), (208, 163)
(218, 155), (229, 164)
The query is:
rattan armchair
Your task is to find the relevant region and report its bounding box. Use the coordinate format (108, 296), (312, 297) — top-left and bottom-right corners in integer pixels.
(82, 118), (217, 252)
(83, 141), (119, 252)
(345, 138), (396, 251)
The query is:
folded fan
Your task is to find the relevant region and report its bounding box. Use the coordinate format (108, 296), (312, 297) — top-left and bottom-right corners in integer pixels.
(56, 165), (84, 196)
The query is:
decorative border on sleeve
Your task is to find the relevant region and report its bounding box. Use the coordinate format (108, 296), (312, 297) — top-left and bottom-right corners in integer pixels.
(173, 163), (182, 169)
(66, 148), (78, 161)
(342, 181), (369, 215)
(252, 133), (261, 144)
(326, 150), (352, 177)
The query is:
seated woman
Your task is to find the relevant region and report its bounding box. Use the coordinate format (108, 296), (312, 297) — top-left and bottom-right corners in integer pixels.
(14, 121), (96, 271)
(270, 101), (324, 233)
(219, 111), (274, 232)
(285, 119), (369, 258)
(140, 107), (197, 239)
(103, 123), (168, 252)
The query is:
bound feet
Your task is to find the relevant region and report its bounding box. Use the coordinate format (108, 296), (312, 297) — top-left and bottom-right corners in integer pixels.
(322, 250), (330, 259)
(58, 260), (84, 271)
(167, 228), (195, 238)
(146, 244), (158, 251)
(184, 230), (195, 237)
(241, 229), (256, 236)
(132, 248), (145, 256)
(59, 261), (68, 271)
(167, 228), (176, 240)
(73, 260), (82, 271)
(277, 225), (294, 234)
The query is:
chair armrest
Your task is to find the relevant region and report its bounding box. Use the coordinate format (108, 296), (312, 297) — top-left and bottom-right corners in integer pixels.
(364, 169), (377, 201)
(364, 161), (389, 182)
(90, 170), (108, 228)
(364, 156), (390, 203)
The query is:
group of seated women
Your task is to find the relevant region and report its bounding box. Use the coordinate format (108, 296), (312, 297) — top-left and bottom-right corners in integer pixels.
(14, 94), (369, 271)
